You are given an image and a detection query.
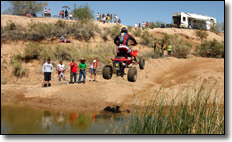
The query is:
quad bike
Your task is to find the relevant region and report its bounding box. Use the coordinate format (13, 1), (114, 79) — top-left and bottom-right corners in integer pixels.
(58, 39), (71, 43)
(102, 45), (145, 82)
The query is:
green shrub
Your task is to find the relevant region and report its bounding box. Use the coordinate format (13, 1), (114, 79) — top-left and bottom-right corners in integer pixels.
(133, 29), (142, 37)
(110, 24), (121, 39)
(196, 39), (224, 58)
(127, 25), (133, 32)
(149, 22), (156, 29)
(72, 4), (94, 21)
(10, 54), (28, 77)
(171, 37), (192, 58)
(140, 30), (153, 47)
(195, 30), (208, 41)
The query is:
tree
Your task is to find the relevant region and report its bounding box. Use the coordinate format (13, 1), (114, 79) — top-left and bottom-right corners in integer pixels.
(4, 1), (48, 15)
(71, 4), (94, 21)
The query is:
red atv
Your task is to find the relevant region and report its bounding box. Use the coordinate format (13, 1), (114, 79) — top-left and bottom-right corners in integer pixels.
(102, 45), (145, 82)
(58, 39), (71, 43)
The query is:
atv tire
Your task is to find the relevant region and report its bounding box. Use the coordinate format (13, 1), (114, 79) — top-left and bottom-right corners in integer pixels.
(102, 65), (113, 79)
(139, 57), (145, 70)
(127, 67), (137, 82)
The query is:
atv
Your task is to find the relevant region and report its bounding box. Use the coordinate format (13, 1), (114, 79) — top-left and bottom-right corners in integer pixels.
(58, 39), (71, 43)
(102, 46), (145, 82)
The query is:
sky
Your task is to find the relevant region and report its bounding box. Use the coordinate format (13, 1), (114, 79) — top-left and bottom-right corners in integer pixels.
(1, 1), (224, 26)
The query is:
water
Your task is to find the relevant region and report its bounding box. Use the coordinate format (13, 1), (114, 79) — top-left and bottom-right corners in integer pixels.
(1, 105), (129, 134)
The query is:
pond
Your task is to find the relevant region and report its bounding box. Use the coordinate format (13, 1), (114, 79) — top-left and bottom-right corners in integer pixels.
(1, 105), (129, 134)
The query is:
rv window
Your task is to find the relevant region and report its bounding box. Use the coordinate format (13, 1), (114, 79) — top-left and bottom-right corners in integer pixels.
(183, 17), (186, 21)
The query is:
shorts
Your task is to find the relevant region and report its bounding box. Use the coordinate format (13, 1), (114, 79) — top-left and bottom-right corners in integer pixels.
(91, 68), (97, 74)
(44, 72), (51, 81)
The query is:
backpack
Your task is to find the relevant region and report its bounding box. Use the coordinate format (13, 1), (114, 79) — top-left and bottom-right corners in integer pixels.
(119, 33), (127, 44)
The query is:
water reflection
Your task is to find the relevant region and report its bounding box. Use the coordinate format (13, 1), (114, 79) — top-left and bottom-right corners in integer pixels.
(1, 105), (128, 134)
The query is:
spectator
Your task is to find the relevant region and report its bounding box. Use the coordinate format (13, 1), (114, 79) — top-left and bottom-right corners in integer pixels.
(59, 11), (62, 19)
(110, 14), (113, 23)
(65, 9), (68, 19)
(134, 22), (138, 30)
(44, 8), (48, 18)
(78, 58), (87, 84)
(142, 21), (145, 29)
(69, 13), (73, 20)
(107, 15), (110, 23)
(42, 58), (53, 87)
(167, 43), (172, 56)
(154, 42), (158, 51)
(48, 8), (51, 17)
(115, 14), (118, 23)
(69, 59), (78, 84)
(161, 42), (166, 56)
(96, 12), (100, 21)
(62, 10), (64, 19)
(56, 60), (67, 84)
(89, 58), (98, 82)
(146, 21), (149, 29)
(118, 18), (121, 24)
(114, 14), (117, 23)
(138, 23), (141, 29)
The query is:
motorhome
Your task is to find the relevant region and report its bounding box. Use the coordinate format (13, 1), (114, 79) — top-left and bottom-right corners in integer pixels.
(172, 12), (216, 30)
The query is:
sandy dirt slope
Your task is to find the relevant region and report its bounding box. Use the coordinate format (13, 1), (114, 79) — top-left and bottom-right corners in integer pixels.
(1, 56), (224, 112)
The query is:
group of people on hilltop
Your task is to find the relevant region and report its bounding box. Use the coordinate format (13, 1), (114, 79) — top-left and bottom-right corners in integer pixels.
(44, 8), (51, 18)
(42, 58), (98, 87)
(134, 21), (150, 30)
(59, 9), (72, 20)
(96, 13), (121, 24)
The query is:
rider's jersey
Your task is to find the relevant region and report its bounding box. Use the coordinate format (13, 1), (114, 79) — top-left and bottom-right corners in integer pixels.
(114, 32), (137, 47)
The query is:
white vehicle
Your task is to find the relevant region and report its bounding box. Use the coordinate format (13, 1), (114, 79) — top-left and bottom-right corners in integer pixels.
(172, 12), (216, 30)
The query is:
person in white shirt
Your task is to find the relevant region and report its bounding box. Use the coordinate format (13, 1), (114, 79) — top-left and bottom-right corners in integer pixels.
(134, 22), (138, 30)
(56, 60), (66, 84)
(89, 58), (98, 82)
(142, 21), (146, 30)
(69, 13), (73, 20)
(96, 13), (100, 21)
(42, 58), (53, 87)
(44, 8), (48, 18)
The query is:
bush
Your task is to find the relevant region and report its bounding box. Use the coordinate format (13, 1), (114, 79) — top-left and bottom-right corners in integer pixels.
(127, 26), (133, 32)
(140, 30), (153, 47)
(196, 39), (224, 58)
(133, 29), (142, 37)
(148, 22), (156, 29)
(10, 54), (28, 77)
(110, 24), (121, 39)
(72, 4), (94, 21)
(195, 30), (208, 41)
(171, 37), (192, 58)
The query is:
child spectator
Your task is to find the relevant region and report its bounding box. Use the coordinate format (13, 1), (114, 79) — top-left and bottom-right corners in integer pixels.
(42, 58), (53, 87)
(56, 60), (66, 84)
(78, 58), (87, 84)
(69, 59), (78, 84)
(89, 58), (98, 82)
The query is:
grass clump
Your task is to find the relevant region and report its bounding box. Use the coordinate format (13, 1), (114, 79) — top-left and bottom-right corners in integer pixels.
(133, 29), (142, 37)
(140, 30), (153, 47)
(115, 84), (224, 134)
(195, 30), (208, 41)
(110, 24), (121, 39)
(196, 39), (224, 58)
(10, 54), (29, 77)
(171, 36), (192, 58)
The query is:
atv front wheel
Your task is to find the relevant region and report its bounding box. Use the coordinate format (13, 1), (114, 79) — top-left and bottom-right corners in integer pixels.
(102, 65), (113, 79)
(139, 57), (145, 70)
(127, 67), (137, 82)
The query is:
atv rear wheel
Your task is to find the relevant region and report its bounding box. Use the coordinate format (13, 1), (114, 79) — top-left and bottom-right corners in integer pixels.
(139, 57), (145, 70)
(102, 65), (113, 79)
(127, 67), (137, 82)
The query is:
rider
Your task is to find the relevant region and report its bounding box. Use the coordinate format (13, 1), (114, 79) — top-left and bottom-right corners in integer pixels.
(60, 34), (67, 42)
(114, 27), (137, 59)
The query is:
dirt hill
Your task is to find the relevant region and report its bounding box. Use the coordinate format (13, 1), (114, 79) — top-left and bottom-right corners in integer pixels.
(1, 15), (224, 112)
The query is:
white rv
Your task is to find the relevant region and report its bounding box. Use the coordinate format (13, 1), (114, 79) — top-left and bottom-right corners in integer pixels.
(172, 12), (216, 30)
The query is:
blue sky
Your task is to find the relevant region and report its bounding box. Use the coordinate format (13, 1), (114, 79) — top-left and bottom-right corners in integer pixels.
(1, 1), (224, 25)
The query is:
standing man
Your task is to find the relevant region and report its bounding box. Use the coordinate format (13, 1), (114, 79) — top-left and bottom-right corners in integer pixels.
(96, 12), (100, 21)
(89, 58), (98, 82)
(142, 21), (145, 30)
(161, 42), (166, 56)
(134, 23), (138, 30)
(78, 58), (87, 84)
(69, 59), (78, 84)
(167, 43), (172, 56)
(118, 18), (121, 24)
(42, 58), (53, 87)
(44, 8), (48, 18)
(56, 60), (67, 84)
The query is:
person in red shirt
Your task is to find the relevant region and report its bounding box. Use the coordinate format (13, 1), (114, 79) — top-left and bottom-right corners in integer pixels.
(69, 59), (78, 84)
(146, 21), (149, 29)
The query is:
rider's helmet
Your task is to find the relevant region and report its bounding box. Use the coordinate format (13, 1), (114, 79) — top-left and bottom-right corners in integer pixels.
(121, 27), (128, 33)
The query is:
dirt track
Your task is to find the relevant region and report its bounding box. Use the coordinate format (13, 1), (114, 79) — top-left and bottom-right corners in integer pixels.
(1, 56), (224, 112)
